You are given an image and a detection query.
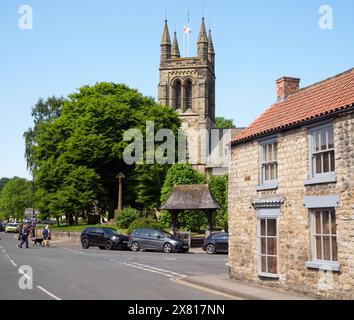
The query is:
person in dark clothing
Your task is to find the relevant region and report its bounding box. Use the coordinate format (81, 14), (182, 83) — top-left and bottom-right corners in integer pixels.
(17, 225), (29, 249)
(18, 223), (23, 241)
(42, 225), (51, 247)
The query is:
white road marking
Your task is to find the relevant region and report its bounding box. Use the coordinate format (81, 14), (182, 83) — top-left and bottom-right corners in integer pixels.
(19, 268), (31, 280)
(121, 262), (187, 278)
(132, 263), (187, 277)
(1, 248), (6, 254)
(122, 262), (174, 277)
(37, 286), (62, 301)
(9, 259), (17, 267)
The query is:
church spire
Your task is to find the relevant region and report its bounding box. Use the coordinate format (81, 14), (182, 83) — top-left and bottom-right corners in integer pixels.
(160, 20), (171, 62)
(208, 29), (215, 64)
(171, 32), (180, 58)
(197, 18), (208, 61)
(198, 17), (208, 43)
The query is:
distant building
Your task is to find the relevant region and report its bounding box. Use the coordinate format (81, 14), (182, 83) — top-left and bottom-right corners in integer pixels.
(24, 208), (40, 218)
(229, 68), (354, 299)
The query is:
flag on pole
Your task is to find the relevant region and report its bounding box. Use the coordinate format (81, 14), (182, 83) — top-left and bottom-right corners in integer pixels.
(182, 12), (191, 57)
(183, 26), (191, 34)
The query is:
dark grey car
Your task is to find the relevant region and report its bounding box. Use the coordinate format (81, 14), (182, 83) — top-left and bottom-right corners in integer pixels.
(128, 228), (189, 253)
(202, 232), (229, 254)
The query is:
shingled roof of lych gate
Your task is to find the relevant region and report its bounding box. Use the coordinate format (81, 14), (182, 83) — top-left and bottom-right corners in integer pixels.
(160, 184), (221, 211)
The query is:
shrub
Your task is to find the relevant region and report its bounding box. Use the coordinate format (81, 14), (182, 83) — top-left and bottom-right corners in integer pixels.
(116, 207), (141, 229)
(128, 217), (163, 234)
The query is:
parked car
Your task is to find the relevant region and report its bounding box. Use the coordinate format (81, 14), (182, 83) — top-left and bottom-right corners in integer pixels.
(40, 219), (56, 225)
(202, 232), (229, 254)
(81, 227), (129, 250)
(5, 223), (19, 233)
(128, 228), (189, 253)
(0, 222), (6, 232)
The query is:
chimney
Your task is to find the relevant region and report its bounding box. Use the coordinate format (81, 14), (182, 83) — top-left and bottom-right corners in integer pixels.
(276, 77), (300, 101)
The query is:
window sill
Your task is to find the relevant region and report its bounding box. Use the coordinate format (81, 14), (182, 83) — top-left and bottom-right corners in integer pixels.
(256, 181), (278, 191)
(258, 272), (279, 279)
(304, 174), (336, 186)
(305, 260), (340, 272)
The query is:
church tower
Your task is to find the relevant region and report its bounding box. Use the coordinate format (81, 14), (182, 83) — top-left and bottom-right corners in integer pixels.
(158, 18), (216, 172)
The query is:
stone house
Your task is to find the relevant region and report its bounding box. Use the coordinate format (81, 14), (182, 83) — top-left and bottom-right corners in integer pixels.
(228, 68), (354, 299)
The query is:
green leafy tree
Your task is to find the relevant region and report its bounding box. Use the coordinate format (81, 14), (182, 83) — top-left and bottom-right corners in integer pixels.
(0, 178), (9, 193)
(160, 164), (205, 204)
(127, 217), (162, 234)
(27, 83), (181, 223)
(24, 96), (66, 172)
(0, 177), (33, 220)
(208, 175), (229, 231)
(215, 116), (235, 129)
(116, 207), (141, 229)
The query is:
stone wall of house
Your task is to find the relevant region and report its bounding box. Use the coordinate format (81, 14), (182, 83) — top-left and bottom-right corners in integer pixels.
(228, 111), (354, 299)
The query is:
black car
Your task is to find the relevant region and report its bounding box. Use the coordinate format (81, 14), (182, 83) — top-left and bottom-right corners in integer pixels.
(202, 232), (229, 254)
(81, 227), (129, 250)
(128, 228), (189, 253)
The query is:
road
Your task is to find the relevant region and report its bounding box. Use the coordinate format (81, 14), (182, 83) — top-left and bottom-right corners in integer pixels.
(0, 232), (230, 300)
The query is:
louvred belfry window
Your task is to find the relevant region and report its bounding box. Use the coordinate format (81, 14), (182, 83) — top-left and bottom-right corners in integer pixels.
(185, 80), (193, 109)
(174, 81), (182, 109)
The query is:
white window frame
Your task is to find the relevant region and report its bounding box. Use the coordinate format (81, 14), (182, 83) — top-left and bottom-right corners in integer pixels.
(256, 208), (280, 279)
(306, 208), (340, 272)
(305, 123), (336, 185)
(311, 208), (337, 262)
(257, 138), (278, 191)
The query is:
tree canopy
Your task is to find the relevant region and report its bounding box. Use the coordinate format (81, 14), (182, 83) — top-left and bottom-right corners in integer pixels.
(215, 116), (235, 129)
(0, 178), (9, 193)
(26, 83), (181, 224)
(0, 177), (33, 220)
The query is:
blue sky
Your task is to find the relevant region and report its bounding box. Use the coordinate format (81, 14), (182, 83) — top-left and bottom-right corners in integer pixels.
(0, 0), (353, 179)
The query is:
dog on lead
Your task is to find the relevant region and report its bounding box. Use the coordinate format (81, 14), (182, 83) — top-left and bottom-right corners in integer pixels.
(31, 237), (44, 247)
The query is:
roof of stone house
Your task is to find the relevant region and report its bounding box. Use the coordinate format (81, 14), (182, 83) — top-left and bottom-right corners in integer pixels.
(160, 184), (221, 211)
(232, 68), (354, 145)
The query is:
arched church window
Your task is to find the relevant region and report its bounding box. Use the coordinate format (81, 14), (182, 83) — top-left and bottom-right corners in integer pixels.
(208, 86), (213, 116)
(174, 81), (182, 109)
(185, 80), (193, 110)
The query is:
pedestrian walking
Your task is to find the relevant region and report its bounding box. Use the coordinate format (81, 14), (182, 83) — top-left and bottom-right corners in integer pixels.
(42, 225), (51, 247)
(17, 223), (23, 241)
(17, 225), (29, 249)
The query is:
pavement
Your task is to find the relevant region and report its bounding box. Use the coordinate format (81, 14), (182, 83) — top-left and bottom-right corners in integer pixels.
(180, 274), (314, 300)
(0, 232), (313, 300)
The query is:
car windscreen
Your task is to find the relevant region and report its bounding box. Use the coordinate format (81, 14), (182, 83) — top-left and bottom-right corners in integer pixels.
(103, 228), (121, 236)
(161, 232), (179, 241)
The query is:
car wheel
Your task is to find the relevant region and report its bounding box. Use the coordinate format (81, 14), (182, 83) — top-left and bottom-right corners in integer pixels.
(163, 242), (172, 253)
(206, 243), (216, 254)
(81, 238), (89, 249)
(105, 240), (114, 250)
(131, 241), (140, 252)
(99, 246), (106, 250)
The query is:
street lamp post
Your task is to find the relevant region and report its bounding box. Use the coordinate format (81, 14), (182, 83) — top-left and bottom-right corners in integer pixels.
(115, 172), (125, 220)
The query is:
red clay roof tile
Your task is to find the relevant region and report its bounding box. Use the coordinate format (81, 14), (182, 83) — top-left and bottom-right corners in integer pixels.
(232, 68), (354, 144)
